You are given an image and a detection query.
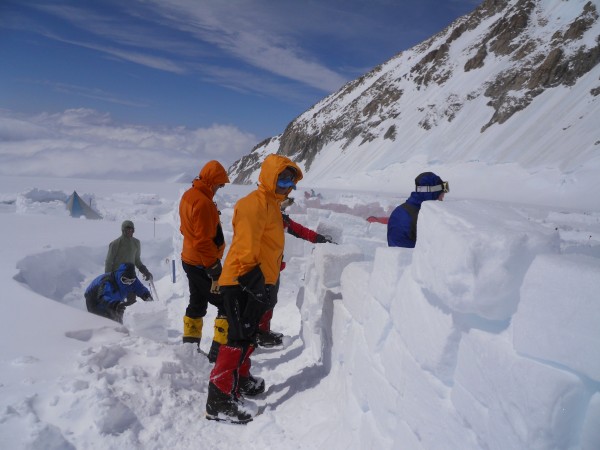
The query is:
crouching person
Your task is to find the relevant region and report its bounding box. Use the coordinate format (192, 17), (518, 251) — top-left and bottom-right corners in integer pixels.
(84, 262), (153, 324)
(205, 154), (303, 424)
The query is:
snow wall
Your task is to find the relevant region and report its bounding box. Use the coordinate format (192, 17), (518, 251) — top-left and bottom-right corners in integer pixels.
(294, 200), (600, 450)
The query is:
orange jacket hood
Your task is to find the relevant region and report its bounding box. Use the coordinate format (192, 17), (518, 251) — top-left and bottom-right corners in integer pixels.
(195, 160), (230, 192)
(257, 154), (303, 198)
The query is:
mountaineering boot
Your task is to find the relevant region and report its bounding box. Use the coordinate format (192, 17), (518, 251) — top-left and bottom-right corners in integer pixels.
(237, 344), (265, 397)
(208, 316), (228, 363)
(238, 373), (265, 397)
(206, 383), (252, 424)
(256, 309), (283, 347)
(258, 309), (273, 333)
(207, 341), (220, 363)
(207, 345), (253, 423)
(256, 330), (283, 347)
(183, 316), (203, 345)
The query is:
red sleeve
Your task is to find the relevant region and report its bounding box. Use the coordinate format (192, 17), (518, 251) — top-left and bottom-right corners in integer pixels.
(286, 216), (319, 243)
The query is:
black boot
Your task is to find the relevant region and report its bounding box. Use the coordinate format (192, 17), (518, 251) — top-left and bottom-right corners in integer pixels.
(238, 374), (265, 396)
(206, 383), (252, 424)
(256, 330), (283, 347)
(207, 340), (221, 363)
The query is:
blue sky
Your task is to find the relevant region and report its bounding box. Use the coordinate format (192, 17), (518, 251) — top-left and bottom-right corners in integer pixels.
(1, 0), (481, 139)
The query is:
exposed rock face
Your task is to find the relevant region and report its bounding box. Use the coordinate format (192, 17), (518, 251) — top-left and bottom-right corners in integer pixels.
(229, 0), (600, 183)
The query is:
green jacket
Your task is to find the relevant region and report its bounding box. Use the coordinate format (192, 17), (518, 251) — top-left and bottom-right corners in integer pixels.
(104, 220), (150, 277)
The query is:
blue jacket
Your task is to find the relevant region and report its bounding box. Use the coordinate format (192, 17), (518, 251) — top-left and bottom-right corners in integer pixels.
(85, 263), (150, 315)
(387, 191), (439, 248)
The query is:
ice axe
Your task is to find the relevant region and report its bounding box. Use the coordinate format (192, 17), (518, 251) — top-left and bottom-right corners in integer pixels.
(149, 279), (160, 302)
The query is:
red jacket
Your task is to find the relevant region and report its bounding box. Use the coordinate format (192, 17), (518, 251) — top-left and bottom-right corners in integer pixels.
(282, 214), (320, 243)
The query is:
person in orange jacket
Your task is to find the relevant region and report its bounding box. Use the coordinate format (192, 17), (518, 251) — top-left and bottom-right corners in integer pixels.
(206, 154), (302, 424)
(179, 160), (230, 349)
(206, 196), (335, 356)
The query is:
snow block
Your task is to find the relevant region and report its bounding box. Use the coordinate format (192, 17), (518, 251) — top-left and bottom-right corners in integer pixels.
(320, 210), (369, 238)
(369, 246), (412, 310)
(452, 330), (587, 450)
(513, 253), (600, 382)
(283, 227), (309, 257)
(413, 200), (559, 320)
(313, 243), (363, 288)
(391, 272), (459, 384)
(340, 261), (373, 324)
(362, 297), (392, 355)
(581, 393), (600, 450)
(300, 244), (362, 367)
(380, 338), (479, 449)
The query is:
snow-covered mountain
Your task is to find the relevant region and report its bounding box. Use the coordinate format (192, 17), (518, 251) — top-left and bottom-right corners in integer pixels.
(228, 0), (600, 207)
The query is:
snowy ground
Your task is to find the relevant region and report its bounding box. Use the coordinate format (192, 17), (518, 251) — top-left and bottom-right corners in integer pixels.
(0, 174), (599, 449)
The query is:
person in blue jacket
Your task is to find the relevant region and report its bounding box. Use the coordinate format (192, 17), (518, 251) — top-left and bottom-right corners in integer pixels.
(387, 172), (449, 248)
(84, 262), (153, 323)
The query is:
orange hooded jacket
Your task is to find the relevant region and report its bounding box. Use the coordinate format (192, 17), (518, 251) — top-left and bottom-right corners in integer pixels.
(219, 154), (303, 286)
(179, 160), (230, 267)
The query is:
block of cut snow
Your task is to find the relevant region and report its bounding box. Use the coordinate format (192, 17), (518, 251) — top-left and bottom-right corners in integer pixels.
(369, 246), (412, 310)
(316, 220), (344, 244)
(380, 336), (479, 449)
(391, 272), (459, 383)
(321, 210), (369, 238)
(513, 253), (600, 382)
(313, 243), (363, 288)
(340, 261), (372, 324)
(413, 200), (559, 320)
(363, 297), (392, 355)
(347, 236), (384, 258)
(452, 329), (587, 450)
(580, 393), (600, 450)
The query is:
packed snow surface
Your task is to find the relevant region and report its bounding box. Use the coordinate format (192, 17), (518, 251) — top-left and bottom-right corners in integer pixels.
(0, 175), (599, 449)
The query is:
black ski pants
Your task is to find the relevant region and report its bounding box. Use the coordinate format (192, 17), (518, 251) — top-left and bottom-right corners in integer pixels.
(182, 261), (224, 318)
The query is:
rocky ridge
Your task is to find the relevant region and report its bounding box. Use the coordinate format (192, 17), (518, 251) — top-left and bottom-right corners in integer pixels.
(229, 0), (600, 183)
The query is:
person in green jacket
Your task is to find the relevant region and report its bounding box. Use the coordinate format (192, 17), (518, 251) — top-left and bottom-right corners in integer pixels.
(105, 221), (153, 299)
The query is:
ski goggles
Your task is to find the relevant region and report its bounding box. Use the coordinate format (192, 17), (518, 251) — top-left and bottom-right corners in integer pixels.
(277, 173), (296, 190)
(121, 275), (136, 285)
(415, 181), (449, 193)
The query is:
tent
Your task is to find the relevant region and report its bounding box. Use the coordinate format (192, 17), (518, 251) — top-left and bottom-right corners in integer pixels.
(65, 191), (102, 220)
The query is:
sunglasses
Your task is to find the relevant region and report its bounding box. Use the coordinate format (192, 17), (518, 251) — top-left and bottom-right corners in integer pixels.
(121, 275), (136, 285)
(415, 181), (450, 194)
(277, 172), (296, 190)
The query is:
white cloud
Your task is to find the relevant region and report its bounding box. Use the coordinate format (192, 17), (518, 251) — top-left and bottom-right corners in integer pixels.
(0, 109), (257, 180)
(24, 1), (349, 93)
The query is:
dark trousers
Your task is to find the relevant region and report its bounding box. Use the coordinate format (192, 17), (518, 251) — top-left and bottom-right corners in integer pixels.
(85, 294), (123, 324)
(221, 284), (276, 345)
(182, 261), (224, 318)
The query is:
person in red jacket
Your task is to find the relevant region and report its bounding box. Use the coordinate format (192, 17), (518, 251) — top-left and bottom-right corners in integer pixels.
(179, 160), (230, 349)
